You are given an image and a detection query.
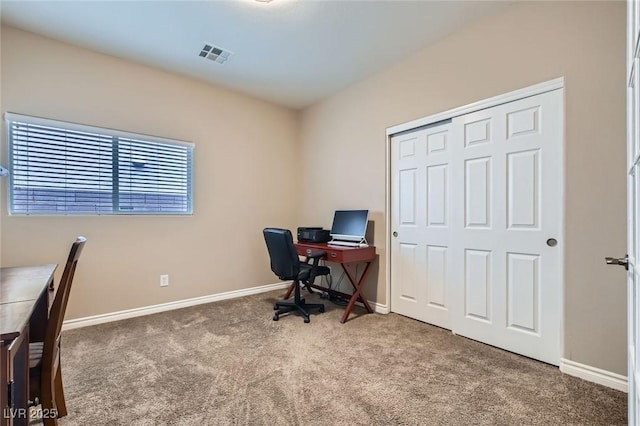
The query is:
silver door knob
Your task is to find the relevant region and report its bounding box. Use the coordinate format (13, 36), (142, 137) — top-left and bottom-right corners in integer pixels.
(605, 255), (629, 270)
(393, 231), (398, 237)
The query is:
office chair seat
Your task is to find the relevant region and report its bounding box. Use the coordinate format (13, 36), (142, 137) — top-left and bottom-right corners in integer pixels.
(298, 264), (330, 282)
(263, 228), (329, 323)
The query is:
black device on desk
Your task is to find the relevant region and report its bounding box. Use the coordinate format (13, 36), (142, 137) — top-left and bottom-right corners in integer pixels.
(328, 209), (369, 246)
(297, 227), (331, 243)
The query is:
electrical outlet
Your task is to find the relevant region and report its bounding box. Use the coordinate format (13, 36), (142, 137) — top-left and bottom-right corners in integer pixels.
(160, 274), (169, 287)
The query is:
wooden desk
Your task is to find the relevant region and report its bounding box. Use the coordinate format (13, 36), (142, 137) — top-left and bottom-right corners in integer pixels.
(1, 265), (57, 426)
(292, 242), (376, 323)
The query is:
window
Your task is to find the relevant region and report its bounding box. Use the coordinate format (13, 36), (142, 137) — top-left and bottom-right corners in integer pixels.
(6, 113), (194, 215)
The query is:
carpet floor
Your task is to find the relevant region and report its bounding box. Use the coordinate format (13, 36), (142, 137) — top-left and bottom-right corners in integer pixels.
(56, 290), (626, 425)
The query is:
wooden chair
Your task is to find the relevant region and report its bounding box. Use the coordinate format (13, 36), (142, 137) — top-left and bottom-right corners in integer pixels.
(29, 236), (86, 425)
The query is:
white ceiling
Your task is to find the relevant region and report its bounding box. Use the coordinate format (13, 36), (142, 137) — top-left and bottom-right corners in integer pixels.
(1, 0), (511, 109)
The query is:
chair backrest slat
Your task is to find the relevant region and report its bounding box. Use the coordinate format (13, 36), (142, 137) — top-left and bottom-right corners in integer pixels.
(42, 236), (87, 366)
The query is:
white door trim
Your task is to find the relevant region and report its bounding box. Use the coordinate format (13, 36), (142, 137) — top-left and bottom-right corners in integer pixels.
(386, 77), (564, 136)
(384, 77), (565, 359)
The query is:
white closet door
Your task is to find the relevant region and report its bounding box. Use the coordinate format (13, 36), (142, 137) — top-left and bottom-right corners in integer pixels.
(391, 121), (453, 329)
(390, 89), (563, 365)
(450, 89), (563, 365)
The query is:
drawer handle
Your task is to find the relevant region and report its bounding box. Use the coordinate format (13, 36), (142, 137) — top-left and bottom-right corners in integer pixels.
(306, 249), (312, 254)
(330, 252), (337, 258)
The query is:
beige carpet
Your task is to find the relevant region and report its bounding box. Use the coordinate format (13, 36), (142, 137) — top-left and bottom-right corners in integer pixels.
(57, 290), (626, 425)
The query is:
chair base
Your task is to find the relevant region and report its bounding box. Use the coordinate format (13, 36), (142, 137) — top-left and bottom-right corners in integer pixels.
(273, 298), (325, 323)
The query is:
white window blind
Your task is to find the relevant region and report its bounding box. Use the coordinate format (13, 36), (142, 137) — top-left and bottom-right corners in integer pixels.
(6, 113), (194, 215)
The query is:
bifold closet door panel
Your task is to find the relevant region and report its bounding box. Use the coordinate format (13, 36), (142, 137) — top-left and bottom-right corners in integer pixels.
(450, 89), (562, 365)
(390, 121), (454, 330)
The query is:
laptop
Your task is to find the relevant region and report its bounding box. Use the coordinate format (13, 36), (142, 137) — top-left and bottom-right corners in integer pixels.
(328, 210), (369, 247)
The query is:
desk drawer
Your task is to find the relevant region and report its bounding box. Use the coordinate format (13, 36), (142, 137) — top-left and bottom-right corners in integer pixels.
(296, 246), (343, 263)
(324, 249), (344, 263)
(296, 245), (375, 264)
(298, 246), (344, 263)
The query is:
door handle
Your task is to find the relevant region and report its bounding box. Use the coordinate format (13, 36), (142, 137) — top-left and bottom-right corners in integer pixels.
(605, 255), (629, 270)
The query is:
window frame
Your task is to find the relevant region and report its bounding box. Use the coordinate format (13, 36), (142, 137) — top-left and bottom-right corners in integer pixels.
(5, 112), (195, 216)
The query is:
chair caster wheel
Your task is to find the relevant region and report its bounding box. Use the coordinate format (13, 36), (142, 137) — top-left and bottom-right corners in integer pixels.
(273, 314), (279, 321)
(319, 306), (325, 313)
(273, 305), (278, 310)
(304, 317), (310, 324)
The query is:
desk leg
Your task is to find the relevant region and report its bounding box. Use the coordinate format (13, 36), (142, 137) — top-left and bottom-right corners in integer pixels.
(340, 262), (374, 324)
(283, 282), (295, 300)
(1, 341), (9, 426)
(1, 332), (29, 426)
(10, 333), (28, 426)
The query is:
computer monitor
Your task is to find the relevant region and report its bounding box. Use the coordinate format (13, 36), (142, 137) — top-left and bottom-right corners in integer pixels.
(330, 210), (369, 242)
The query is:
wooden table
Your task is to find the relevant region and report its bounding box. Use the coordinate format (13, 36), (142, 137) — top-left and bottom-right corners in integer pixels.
(292, 242), (376, 323)
(1, 265), (57, 426)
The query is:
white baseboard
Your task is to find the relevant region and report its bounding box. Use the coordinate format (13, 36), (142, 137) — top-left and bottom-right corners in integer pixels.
(366, 300), (389, 314)
(63, 282), (388, 330)
(62, 281), (290, 331)
(560, 358), (628, 393)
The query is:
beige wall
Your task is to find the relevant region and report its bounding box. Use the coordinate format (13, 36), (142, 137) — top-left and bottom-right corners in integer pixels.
(299, 1), (627, 374)
(0, 26), (300, 320)
(0, 1), (628, 376)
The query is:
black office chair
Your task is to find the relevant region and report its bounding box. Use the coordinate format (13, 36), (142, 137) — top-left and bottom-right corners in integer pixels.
(263, 228), (329, 323)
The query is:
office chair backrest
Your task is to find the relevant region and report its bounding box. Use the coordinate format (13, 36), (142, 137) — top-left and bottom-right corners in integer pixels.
(263, 228), (300, 281)
(44, 236), (87, 365)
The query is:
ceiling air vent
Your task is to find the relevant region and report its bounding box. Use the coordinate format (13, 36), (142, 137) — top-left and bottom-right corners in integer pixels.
(199, 43), (233, 64)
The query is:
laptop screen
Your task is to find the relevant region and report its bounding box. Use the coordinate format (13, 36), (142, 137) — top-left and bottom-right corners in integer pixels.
(330, 210), (369, 241)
